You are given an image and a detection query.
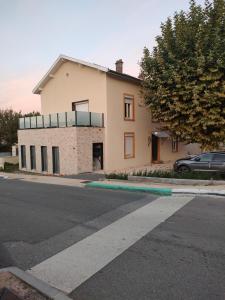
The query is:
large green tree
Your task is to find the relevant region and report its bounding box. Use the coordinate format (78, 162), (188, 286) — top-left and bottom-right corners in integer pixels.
(0, 109), (40, 150)
(140, 0), (225, 150)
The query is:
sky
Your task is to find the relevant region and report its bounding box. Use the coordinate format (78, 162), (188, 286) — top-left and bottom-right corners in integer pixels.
(0, 0), (205, 113)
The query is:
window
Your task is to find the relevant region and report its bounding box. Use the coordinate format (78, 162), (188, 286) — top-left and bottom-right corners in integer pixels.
(199, 153), (213, 162)
(212, 153), (225, 161)
(21, 145), (26, 168)
(124, 133), (135, 158)
(172, 138), (179, 152)
(124, 95), (134, 120)
(30, 146), (36, 170)
(41, 146), (48, 172)
(52, 147), (60, 174)
(72, 100), (89, 112)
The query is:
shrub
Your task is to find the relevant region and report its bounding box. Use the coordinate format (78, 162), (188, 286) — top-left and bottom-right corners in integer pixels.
(105, 173), (128, 180)
(4, 162), (19, 172)
(133, 170), (225, 180)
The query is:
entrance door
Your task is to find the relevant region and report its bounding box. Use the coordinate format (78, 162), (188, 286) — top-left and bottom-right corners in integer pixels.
(52, 147), (60, 174)
(93, 143), (103, 171)
(152, 134), (159, 162)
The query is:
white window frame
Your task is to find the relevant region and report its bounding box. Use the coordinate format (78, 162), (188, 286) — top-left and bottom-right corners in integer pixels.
(124, 132), (135, 159)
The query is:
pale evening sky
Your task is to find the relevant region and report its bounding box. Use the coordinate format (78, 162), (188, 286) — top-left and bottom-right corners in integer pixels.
(0, 0), (205, 113)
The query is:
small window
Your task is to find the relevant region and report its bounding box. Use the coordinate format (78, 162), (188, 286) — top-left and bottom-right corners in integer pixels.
(212, 153), (225, 161)
(124, 133), (135, 159)
(30, 146), (36, 170)
(172, 138), (178, 152)
(72, 101), (89, 112)
(41, 146), (48, 172)
(21, 145), (26, 168)
(124, 95), (134, 120)
(52, 147), (60, 174)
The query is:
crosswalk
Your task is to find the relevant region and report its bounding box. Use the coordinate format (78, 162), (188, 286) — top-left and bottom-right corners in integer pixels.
(28, 195), (194, 294)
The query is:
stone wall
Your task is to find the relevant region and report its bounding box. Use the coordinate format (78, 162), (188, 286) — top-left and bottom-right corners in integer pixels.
(18, 127), (104, 175)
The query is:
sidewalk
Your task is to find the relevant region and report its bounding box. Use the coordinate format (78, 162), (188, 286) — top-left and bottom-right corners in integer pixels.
(0, 172), (85, 188)
(1, 172), (225, 196)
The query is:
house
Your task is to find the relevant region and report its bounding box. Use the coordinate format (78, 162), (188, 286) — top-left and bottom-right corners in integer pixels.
(18, 55), (200, 175)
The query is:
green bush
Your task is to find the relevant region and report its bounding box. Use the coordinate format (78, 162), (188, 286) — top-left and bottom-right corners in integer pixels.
(105, 173), (128, 180)
(106, 170), (225, 181)
(3, 162), (19, 172)
(133, 170), (225, 180)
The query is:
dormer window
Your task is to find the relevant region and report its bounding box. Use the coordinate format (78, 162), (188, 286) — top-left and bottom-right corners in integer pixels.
(124, 94), (134, 121)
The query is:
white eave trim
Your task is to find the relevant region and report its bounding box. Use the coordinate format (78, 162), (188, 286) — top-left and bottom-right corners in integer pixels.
(32, 54), (109, 94)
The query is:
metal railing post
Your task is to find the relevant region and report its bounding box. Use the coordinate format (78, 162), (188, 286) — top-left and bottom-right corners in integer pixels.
(89, 112), (92, 127)
(75, 111), (77, 126)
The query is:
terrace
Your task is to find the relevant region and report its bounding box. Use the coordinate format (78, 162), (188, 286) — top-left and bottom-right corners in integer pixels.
(19, 111), (104, 129)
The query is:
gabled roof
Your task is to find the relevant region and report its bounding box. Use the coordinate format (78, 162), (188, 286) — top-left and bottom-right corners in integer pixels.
(33, 54), (141, 94)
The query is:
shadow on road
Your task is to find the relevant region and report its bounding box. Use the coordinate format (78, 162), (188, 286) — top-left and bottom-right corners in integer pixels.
(0, 244), (15, 268)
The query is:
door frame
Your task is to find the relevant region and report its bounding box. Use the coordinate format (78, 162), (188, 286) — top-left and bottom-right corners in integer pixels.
(92, 143), (104, 170)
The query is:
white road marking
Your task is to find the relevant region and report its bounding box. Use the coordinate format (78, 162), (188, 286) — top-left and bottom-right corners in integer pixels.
(29, 195), (194, 293)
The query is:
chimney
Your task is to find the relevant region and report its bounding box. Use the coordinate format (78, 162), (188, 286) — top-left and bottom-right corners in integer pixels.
(115, 59), (123, 73)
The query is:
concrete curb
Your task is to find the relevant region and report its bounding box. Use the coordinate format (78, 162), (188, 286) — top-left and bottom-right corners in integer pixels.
(86, 181), (172, 195)
(86, 181), (225, 197)
(128, 175), (225, 186)
(0, 267), (71, 299)
(172, 188), (225, 196)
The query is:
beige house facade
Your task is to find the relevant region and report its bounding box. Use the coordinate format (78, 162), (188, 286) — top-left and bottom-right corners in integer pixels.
(18, 55), (200, 175)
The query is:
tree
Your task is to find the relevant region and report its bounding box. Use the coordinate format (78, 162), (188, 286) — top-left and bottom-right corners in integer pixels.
(140, 0), (225, 150)
(0, 109), (21, 150)
(0, 109), (40, 150)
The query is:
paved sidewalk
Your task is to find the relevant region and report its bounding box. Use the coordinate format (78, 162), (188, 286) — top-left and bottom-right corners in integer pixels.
(0, 172), (85, 188)
(1, 172), (225, 196)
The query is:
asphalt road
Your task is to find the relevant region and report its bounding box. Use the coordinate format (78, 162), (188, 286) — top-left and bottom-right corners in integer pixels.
(0, 178), (225, 299)
(0, 178), (155, 269)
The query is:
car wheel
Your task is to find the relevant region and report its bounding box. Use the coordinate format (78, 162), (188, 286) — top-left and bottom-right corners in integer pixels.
(178, 165), (190, 173)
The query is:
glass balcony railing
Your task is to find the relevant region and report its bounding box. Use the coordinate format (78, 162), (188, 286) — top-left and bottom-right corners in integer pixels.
(19, 111), (104, 129)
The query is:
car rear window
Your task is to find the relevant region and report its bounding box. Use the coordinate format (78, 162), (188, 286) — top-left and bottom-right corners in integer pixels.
(212, 154), (225, 161)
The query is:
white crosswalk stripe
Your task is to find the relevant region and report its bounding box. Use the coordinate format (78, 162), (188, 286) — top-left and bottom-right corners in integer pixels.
(28, 195), (194, 293)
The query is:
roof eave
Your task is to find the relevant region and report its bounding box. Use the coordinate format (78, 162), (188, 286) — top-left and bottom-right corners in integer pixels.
(33, 55), (109, 94)
(107, 69), (141, 85)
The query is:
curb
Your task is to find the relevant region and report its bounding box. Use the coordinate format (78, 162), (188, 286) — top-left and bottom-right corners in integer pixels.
(86, 182), (225, 197)
(172, 188), (225, 196)
(86, 182), (172, 196)
(128, 175), (225, 186)
(0, 267), (71, 300)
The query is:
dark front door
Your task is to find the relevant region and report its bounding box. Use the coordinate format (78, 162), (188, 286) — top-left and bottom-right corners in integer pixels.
(93, 143), (103, 171)
(152, 134), (159, 162)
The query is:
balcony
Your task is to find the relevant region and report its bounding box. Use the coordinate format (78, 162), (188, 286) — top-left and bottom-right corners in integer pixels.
(19, 111), (104, 129)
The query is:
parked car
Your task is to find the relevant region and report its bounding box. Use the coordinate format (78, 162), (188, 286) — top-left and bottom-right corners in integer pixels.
(174, 152), (225, 173)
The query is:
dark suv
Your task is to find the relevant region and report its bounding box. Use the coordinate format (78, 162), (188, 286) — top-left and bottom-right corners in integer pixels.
(174, 152), (225, 173)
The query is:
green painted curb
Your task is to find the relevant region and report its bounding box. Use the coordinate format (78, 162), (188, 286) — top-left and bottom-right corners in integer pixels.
(86, 182), (172, 196)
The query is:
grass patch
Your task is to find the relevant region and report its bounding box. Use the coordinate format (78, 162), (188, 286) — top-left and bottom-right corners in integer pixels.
(3, 162), (19, 172)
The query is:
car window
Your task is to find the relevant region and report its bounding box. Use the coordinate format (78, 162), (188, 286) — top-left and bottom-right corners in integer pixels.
(199, 154), (213, 162)
(212, 154), (225, 162)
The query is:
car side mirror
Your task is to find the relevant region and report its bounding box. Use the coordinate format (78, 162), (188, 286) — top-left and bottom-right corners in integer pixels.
(194, 157), (200, 162)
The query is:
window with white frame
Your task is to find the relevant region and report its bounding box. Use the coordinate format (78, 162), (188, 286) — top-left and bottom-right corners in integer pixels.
(72, 100), (89, 112)
(124, 95), (134, 120)
(124, 132), (135, 158)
